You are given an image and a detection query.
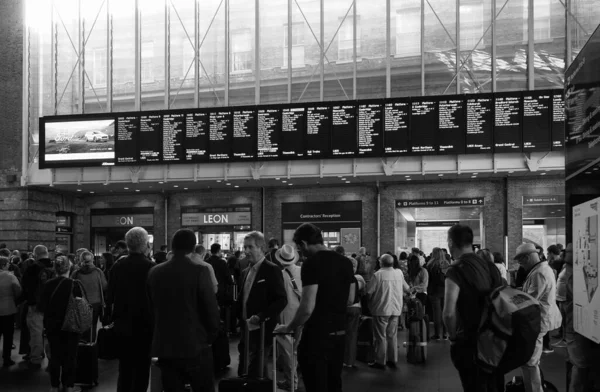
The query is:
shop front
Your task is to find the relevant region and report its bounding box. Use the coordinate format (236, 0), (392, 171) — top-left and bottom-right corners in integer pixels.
(281, 201), (362, 254)
(181, 206), (252, 252)
(522, 195), (566, 249)
(90, 208), (155, 255)
(394, 198), (485, 255)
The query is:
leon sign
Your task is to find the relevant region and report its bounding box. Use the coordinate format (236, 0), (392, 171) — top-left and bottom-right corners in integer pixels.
(181, 212), (251, 226)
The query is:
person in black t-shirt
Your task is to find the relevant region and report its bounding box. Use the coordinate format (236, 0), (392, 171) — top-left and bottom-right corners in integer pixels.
(275, 223), (354, 392)
(443, 224), (503, 392)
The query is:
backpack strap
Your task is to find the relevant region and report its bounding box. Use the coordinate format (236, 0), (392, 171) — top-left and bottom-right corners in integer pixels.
(284, 269), (301, 300)
(49, 278), (67, 306)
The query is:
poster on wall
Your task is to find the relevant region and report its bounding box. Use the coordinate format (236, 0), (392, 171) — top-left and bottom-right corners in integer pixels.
(340, 228), (361, 255)
(572, 197), (600, 343)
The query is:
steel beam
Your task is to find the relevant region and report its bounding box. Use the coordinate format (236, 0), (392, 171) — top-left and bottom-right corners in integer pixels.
(527, 0), (534, 90)
(491, 0), (496, 92)
(565, 0), (572, 68)
(421, 0), (425, 96)
(320, 0), (324, 101)
(79, 0), (84, 114)
(225, 0), (229, 106)
(287, 0), (292, 103)
(107, 0), (113, 112)
(165, 0), (170, 109)
(194, 0), (199, 107)
(385, 0), (390, 98)
(255, 0), (260, 104)
(456, 0), (460, 94)
(135, 0), (141, 111)
(352, 0), (357, 100)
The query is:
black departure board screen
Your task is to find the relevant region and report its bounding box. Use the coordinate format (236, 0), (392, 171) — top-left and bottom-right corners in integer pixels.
(116, 115), (139, 164)
(139, 114), (162, 163)
(466, 95), (494, 153)
(162, 113), (185, 162)
(209, 111), (232, 161)
(232, 109), (256, 160)
(384, 100), (410, 155)
(552, 92), (565, 150)
(358, 102), (384, 156)
(331, 104), (357, 156)
(281, 106), (305, 158)
(185, 112), (209, 162)
(306, 105), (331, 158)
(438, 97), (465, 154)
(522, 92), (551, 151)
(257, 108), (281, 159)
(411, 99), (437, 154)
(494, 93), (522, 152)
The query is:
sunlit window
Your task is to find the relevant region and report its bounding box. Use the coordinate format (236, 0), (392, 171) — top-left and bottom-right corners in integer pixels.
(142, 41), (155, 83)
(181, 37), (195, 80)
(283, 22), (306, 68)
(460, 2), (484, 50)
(337, 18), (360, 62)
(92, 48), (107, 87)
(523, 0), (552, 41)
(231, 29), (253, 73)
(396, 7), (421, 57)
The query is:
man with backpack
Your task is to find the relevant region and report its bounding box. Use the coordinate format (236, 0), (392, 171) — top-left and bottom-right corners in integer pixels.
(443, 225), (504, 392)
(22, 245), (54, 369)
(514, 243), (562, 392)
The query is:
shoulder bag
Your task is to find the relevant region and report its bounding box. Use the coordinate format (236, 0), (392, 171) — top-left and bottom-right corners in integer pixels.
(62, 279), (94, 334)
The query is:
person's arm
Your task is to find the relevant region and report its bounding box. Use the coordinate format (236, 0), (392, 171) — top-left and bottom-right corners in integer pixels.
(443, 277), (460, 341)
(198, 266), (220, 343)
(347, 281), (356, 306)
(366, 273), (378, 296)
(208, 265), (218, 294)
(400, 271), (410, 293)
(420, 268), (429, 292)
(99, 269), (108, 291)
(12, 275), (22, 301)
(106, 263), (117, 307)
(285, 284), (317, 332)
(523, 271), (545, 300)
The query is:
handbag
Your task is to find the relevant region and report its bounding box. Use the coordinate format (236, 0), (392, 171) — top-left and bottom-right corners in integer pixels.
(97, 273), (112, 325)
(62, 280), (94, 334)
(97, 323), (119, 360)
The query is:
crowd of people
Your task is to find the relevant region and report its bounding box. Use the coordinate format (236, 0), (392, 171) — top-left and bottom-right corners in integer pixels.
(0, 223), (598, 392)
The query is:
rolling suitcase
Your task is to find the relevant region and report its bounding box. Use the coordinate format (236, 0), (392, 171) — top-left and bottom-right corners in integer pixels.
(403, 314), (427, 364)
(273, 332), (297, 392)
(75, 329), (99, 386)
(213, 325), (232, 371)
(218, 322), (271, 391)
(356, 316), (374, 363)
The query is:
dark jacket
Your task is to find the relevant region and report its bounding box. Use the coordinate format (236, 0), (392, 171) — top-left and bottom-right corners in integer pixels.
(237, 259), (287, 336)
(153, 251), (167, 264)
(22, 258), (53, 306)
(38, 277), (83, 334)
(147, 254), (220, 358)
(207, 255), (235, 306)
(71, 264), (108, 306)
(106, 253), (155, 344)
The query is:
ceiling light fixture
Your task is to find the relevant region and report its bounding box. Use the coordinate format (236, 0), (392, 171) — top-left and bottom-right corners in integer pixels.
(473, 172), (478, 175)
(135, 189), (140, 192)
(124, 187), (129, 190)
(345, 181), (351, 184)
(541, 172), (547, 175)
(405, 175), (411, 178)
(77, 189), (82, 192)
(184, 188), (188, 190)
(90, 191), (95, 194)
(282, 180), (287, 183)
(288, 183), (293, 186)
(234, 185), (239, 188)
(406, 178), (412, 181)
(508, 171), (514, 174)
(158, 181), (164, 184)
(585, 172), (592, 175)
(174, 185), (179, 188)
(217, 180), (222, 183)
(226, 183), (231, 186)
(438, 174), (444, 177)
(275, 177), (280, 180)
(341, 178), (346, 181)
(471, 176), (477, 179)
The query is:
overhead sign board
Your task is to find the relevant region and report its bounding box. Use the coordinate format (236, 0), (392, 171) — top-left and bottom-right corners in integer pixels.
(395, 198), (485, 208)
(522, 195), (565, 205)
(181, 211), (251, 226)
(91, 214), (154, 228)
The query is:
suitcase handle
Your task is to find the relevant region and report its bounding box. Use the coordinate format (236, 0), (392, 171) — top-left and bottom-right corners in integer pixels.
(242, 320), (266, 379)
(273, 332), (296, 392)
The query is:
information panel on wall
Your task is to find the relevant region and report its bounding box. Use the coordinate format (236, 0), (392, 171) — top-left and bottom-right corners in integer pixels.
(39, 90), (564, 169)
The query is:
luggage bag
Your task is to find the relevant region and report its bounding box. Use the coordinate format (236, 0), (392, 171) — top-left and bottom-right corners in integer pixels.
(356, 316), (375, 363)
(404, 314), (427, 364)
(273, 332), (297, 392)
(218, 321), (271, 392)
(75, 329), (99, 386)
(213, 325), (232, 371)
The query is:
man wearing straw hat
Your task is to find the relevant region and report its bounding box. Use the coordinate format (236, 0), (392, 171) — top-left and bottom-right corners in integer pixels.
(274, 244), (302, 391)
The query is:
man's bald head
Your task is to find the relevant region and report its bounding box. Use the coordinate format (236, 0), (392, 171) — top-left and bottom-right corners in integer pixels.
(380, 254), (394, 268)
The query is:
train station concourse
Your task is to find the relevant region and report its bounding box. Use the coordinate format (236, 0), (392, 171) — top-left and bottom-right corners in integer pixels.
(1, 0), (600, 391)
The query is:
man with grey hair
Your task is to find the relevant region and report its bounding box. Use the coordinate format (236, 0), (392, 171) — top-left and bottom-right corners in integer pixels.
(22, 244), (54, 369)
(107, 227), (155, 392)
(191, 244), (218, 294)
(366, 254), (410, 369)
(514, 243), (562, 392)
(236, 231), (287, 378)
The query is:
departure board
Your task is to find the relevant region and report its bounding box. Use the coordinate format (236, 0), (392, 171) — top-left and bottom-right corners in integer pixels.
(162, 113), (185, 162)
(40, 89), (564, 169)
(257, 108), (281, 159)
(281, 106), (306, 158)
(232, 109), (256, 160)
(411, 99), (438, 154)
(523, 92), (551, 151)
(494, 93), (522, 152)
(358, 101), (384, 156)
(384, 99), (410, 155)
(466, 94), (494, 153)
(185, 112), (209, 162)
(438, 97), (466, 154)
(139, 114), (162, 163)
(306, 105), (331, 158)
(552, 92), (565, 150)
(331, 104), (357, 156)
(116, 115), (139, 164)
(209, 111), (232, 161)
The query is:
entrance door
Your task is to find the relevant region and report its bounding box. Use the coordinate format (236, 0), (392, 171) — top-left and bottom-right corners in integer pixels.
(202, 233), (232, 252)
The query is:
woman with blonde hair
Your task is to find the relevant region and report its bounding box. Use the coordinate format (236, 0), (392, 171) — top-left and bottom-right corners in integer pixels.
(426, 248), (448, 340)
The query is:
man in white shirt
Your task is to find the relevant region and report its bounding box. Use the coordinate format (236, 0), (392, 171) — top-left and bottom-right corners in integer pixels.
(366, 254), (410, 369)
(191, 245), (218, 294)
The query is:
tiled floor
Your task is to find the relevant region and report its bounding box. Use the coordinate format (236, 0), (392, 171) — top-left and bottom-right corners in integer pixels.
(1, 328), (569, 392)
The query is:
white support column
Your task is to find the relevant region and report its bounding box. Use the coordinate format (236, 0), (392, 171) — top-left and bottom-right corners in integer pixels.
(79, 0), (84, 114)
(255, 0), (260, 104)
(135, 0), (141, 111)
(456, 0), (460, 94)
(352, 0), (357, 100)
(386, 0), (391, 98)
(225, 0), (230, 106)
(320, 0), (324, 101)
(194, 0), (199, 107)
(565, 0), (572, 68)
(165, 0), (170, 110)
(491, 0), (496, 92)
(22, 6), (29, 186)
(527, 0), (534, 90)
(421, 0), (425, 96)
(107, 0), (113, 112)
(287, 0), (292, 103)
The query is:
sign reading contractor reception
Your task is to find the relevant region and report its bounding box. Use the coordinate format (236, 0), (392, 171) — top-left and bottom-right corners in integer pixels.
(40, 90), (564, 169)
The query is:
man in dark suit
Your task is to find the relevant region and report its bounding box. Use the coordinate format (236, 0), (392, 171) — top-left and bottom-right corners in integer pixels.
(207, 243), (235, 320)
(106, 227), (155, 392)
(147, 229), (220, 392)
(237, 231), (287, 378)
(153, 245), (168, 264)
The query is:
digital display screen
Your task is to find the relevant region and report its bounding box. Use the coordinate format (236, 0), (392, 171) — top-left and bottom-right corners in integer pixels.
(438, 96), (466, 154)
(522, 91), (552, 151)
(40, 90), (562, 168)
(466, 94), (494, 153)
(384, 99), (410, 155)
(494, 92), (523, 152)
(331, 104), (357, 157)
(358, 101), (384, 157)
(411, 99), (438, 154)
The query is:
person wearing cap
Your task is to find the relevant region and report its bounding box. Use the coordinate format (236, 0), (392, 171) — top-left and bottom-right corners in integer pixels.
(514, 243), (562, 392)
(275, 244), (302, 391)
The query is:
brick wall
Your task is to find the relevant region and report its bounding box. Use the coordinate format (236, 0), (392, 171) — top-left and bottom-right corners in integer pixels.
(0, 0), (23, 188)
